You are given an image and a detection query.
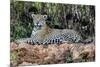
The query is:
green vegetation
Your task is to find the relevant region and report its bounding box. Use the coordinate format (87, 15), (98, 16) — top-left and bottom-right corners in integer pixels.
(10, 0), (95, 41)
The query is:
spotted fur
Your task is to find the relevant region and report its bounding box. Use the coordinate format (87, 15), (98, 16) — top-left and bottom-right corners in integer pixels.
(15, 14), (91, 45)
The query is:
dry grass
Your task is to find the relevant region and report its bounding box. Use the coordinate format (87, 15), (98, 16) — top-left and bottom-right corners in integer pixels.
(10, 42), (95, 67)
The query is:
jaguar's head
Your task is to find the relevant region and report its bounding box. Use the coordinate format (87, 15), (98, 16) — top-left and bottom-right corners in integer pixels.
(32, 14), (47, 30)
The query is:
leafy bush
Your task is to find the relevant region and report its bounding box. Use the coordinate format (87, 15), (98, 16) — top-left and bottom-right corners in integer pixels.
(10, 0), (95, 41)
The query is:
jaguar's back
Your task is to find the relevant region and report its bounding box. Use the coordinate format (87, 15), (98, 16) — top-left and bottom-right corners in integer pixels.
(15, 14), (83, 45)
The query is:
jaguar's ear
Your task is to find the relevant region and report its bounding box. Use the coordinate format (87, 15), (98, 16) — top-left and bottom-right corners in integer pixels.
(43, 15), (47, 20)
(31, 14), (35, 19)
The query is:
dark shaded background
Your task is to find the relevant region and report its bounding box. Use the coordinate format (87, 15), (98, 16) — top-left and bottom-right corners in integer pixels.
(10, 0), (95, 41)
